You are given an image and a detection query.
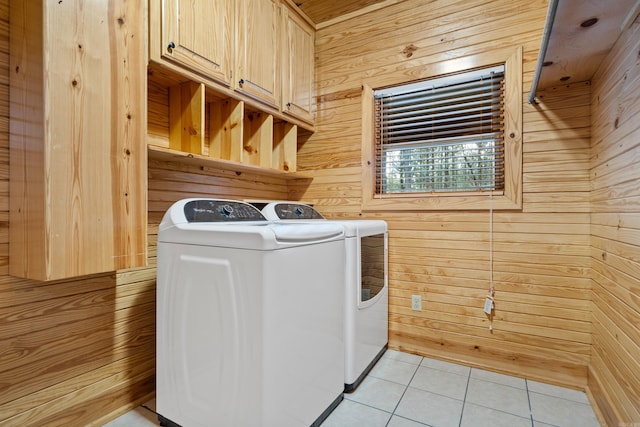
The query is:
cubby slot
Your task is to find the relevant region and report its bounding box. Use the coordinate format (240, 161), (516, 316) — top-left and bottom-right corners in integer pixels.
(273, 122), (297, 172)
(169, 81), (205, 154)
(243, 111), (273, 168)
(209, 98), (244, 162)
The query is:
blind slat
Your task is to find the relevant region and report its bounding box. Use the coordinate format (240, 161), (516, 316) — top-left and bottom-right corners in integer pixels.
(381, 106), (502, 124)
(380, 114), (503, 134)
(379, 128), (504, 144)
(376, 133), (504, 148)
(377, 85), (504, 110)
(375, 65), (505, 97)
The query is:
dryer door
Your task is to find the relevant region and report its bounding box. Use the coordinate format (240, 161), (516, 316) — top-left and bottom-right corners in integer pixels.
(359, 232), (387, 306)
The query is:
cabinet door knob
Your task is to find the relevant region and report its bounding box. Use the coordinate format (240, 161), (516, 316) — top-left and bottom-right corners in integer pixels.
(286, 102), (292, 109)
(167, 41), (176, 51)
(238, 79), (245, 85)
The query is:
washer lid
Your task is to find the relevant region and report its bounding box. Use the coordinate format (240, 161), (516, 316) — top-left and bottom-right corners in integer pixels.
(271, 223), (342, 242)
(330, 219), (388, 236)
(260, 201), (387, 237)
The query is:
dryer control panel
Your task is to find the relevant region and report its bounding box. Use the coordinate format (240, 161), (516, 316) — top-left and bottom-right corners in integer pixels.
(273, 203), (325, 220)
(184, 200), (266, 222)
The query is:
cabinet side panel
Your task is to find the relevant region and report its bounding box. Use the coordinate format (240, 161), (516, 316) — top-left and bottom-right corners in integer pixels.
(9, 0), (47, 279)
(108, 0), (148, 270)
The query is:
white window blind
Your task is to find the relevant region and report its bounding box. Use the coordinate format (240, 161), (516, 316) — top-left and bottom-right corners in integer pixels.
(374, 65), (505, 194)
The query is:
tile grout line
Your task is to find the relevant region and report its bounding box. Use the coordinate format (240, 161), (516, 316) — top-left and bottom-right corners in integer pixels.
(383, 357), (424, 427)
(463, 371), (539, 425)
(457, 367), (472, 427)
(525, 378), (535, 427)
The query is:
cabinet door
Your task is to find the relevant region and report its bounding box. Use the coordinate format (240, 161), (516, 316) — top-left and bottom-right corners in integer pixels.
(236, 0), (280, 107)
(10, 0), (147, 280)
(162, 0), (233, 86)
(282, 8), (315, 123)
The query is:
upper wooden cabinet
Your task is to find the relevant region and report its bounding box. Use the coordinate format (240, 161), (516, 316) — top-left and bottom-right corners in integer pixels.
(281, 5), (315, 123)
(151, 0), (314, 120)
(236, 0), (280, 108)
(160, 0), (233, 86)
(148, 0), (316, 178)
(9, 0), (148, 281)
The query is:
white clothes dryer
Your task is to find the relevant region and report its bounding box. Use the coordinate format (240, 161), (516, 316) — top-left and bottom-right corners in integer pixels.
(156, 199), (346, 427)
(258, 201), (388, 392)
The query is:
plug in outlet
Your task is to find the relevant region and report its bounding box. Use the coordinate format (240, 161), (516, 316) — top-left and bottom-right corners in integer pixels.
(411, 295), (422, 311)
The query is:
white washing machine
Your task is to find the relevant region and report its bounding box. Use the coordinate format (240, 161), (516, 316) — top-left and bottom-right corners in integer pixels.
(156, 199), (346, 427)
(258, 201), (388, 392)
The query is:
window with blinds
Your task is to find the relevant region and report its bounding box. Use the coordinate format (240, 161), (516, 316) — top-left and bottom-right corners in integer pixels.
(374, 65), (505, 194)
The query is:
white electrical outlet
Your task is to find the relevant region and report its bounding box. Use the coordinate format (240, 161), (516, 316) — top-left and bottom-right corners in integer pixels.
(411, 295), (422, 311)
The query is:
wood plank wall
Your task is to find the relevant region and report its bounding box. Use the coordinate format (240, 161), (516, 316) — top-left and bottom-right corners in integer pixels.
(294, 0), (595, 390)
(588, 17), (640, 427)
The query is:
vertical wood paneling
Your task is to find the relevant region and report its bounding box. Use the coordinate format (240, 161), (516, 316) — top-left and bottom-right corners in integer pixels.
(299, 0), (594, 389)
(589, 17), (640, 427)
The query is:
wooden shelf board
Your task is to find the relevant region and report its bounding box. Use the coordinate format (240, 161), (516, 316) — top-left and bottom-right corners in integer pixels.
(148, 145), (313, 181)
(536, 0), (639, 91)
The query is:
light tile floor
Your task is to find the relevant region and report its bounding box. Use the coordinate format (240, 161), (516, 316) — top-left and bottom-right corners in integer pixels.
(103, 349), (601, 427)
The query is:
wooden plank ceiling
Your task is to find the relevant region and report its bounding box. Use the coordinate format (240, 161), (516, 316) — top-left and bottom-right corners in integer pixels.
(295, 0), (389, 24)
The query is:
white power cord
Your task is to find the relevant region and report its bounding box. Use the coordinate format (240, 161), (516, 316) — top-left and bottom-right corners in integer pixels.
(485, 193), (495, 331)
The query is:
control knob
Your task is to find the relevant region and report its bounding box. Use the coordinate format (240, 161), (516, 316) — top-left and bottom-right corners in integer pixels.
(220, 204), (234, 218)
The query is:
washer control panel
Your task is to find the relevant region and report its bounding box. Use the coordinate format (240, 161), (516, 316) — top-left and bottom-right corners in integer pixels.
(184, 200), (266, 222)
(274, 203), (324, 220)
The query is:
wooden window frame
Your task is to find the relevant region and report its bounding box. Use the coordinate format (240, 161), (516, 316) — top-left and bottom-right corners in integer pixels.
(361, 46), (522, 211)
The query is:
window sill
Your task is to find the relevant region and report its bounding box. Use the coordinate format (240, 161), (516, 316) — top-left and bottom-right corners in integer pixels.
(361, 191), (521, 212)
